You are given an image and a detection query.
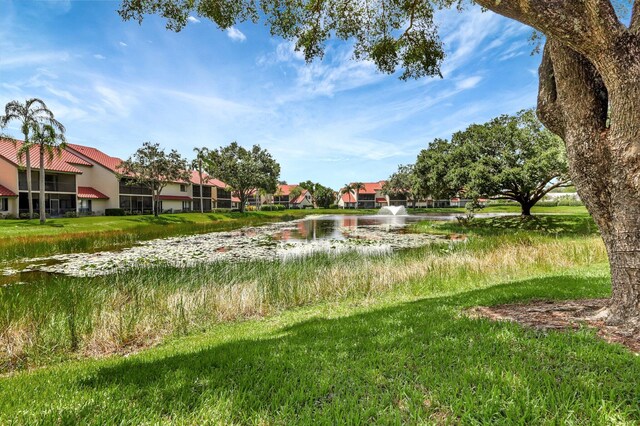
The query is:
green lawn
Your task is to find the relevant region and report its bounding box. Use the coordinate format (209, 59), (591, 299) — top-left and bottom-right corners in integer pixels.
(2, 264), (639, 424)
(2, 208), (632, 424)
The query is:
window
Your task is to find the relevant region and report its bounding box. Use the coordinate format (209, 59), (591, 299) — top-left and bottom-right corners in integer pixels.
(0, 198), (8, 211)
(180, 184), (187, 192)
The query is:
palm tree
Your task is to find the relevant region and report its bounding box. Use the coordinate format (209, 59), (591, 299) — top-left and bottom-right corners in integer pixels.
(352, 182), (365, 209)
(30, 123), (67, 224)
(0, 99), (64, 219)
(192, 147), (209, 213)
(340, 183), (355, 209)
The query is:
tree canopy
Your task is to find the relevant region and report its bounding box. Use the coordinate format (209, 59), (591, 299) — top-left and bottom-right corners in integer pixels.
(299, 180), (336, 208)
(117, 142), (191, 217)
(382, 164), (423, 208)
(205, 142), (280, 213)
(415, 110), (569, 215)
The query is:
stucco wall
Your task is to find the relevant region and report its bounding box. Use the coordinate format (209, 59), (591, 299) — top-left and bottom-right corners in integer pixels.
(74, 164), (120, 210)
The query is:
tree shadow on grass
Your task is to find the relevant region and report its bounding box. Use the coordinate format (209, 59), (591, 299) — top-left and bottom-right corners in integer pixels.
(125, 215), (195, 225)
(11, 275), (640, 424)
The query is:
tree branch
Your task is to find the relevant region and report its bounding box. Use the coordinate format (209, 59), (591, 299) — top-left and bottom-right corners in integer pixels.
(474, 0), (624, 57)
(537, 42), (566, 138)
(632, 1), (640, 33)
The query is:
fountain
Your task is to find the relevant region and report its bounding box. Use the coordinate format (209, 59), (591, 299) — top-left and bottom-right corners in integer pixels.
(377, 205), (408, 216)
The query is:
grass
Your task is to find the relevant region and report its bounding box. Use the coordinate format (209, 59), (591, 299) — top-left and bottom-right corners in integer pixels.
(2, 265), (639, 424)
(2, 210), (635, 424)
(1, 216), (605, 372)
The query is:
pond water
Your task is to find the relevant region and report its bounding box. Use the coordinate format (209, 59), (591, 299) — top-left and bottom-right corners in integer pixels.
(0, 212), (504, 285)
(272, 214), (429, 242)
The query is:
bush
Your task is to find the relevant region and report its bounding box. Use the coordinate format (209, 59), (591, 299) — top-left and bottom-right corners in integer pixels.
(64, 211), (78, 218)
(2, 213), (17, 220)
(19, 212), (39, 219)
(105, 208), (126, 216)
(329, 204), (339, 209)
(261, 205), (276, 211)
(246, 205), (257, 212)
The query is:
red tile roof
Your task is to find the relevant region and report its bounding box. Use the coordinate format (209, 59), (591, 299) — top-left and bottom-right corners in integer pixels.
(65, 143), (123, 173)
(209, 178), (228, 188)
(231, 196), (241, 203)
(77, 186), (109, 199)
(0, 138), (91, 174)
(0, 184), (17, 197)
(341, 192), (357, 203)
(157, 195), (192, 201)
(376, 197), (387, 203)
(340, 181), (386, 203)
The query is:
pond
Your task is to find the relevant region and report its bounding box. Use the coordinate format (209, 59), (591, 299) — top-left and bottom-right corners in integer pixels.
(1, 212), (493, 284)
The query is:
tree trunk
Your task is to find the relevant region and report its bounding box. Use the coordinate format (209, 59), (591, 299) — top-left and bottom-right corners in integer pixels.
(152, 190), (158, 217)
(520, 202), (532, 217)
(536, 38), (640, 327)
(25, 149), (33, 220)
(39, 146), (46, 224)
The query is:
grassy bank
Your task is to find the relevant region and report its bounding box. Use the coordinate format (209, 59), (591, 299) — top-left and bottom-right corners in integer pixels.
(0, 206), (588, 262)
(1, 216), (605, 372)
(2, 214), (637, 424)
(3, 264), (639, 423)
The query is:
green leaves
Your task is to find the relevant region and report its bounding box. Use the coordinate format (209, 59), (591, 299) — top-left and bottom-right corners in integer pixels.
(118, 0), (464, 79)
(204, 141), (280, 211)
(118, 141), (191, 195)
(415, 109), (570, 212)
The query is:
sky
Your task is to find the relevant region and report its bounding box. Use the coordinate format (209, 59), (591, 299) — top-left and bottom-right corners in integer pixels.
(0, 0), (542, 189)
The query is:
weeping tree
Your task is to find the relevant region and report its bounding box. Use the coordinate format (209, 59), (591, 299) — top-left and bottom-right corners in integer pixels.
(119, 0), (640, 325)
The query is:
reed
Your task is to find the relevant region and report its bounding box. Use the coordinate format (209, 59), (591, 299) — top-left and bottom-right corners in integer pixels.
(0, 232), (606, 373)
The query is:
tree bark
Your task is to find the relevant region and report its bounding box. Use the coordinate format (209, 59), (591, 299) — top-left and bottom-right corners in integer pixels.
(535, 38), (640, 327)
(39, 146), (46, 224)
(520, 202), (532, 217)
(25, 148), (33, 220)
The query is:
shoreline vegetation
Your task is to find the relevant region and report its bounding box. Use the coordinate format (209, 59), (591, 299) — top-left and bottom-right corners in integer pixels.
(0, 206), (588, 262)
(2, 207), (637, 424)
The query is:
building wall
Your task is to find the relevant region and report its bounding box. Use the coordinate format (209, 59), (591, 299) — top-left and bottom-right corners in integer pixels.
(0, 157), (18, 194)
(0, 157), (18, 215)
(162, 182), (191, 198)
(74, 164), (120, 211)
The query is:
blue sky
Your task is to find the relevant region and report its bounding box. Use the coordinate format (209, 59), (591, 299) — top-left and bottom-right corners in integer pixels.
(0, 0), (541, 189)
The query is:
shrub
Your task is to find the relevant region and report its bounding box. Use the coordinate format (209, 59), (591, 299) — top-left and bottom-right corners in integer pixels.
(2, 213), (17, 220)
(246, 205), (257, 212)
(64, 211), (78, 218)
(329, 204), (339, 209)
(105, 208), (126, 216)
(261, 205), (276, 211)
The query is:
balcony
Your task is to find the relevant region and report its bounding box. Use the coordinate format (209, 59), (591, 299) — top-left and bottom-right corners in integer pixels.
(18, 171), (76, 193)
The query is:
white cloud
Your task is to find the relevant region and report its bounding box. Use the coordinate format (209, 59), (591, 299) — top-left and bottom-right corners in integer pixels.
(119, 42), (128, 47)
(93, 54), (106, 60)
(0, 51), (70, 69)
(226, 27), (246, 42)
(455, 76), (483, 90)
(187, 16), (200, 23)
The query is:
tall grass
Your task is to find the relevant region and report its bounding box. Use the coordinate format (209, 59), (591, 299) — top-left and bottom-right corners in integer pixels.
(0, 233), (606, 373)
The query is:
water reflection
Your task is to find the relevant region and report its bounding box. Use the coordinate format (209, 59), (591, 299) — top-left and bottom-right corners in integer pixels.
(272, 214), (427, 242)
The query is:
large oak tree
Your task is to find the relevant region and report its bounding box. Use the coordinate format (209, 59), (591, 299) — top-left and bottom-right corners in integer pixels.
(416, 110), (570, 216)
(118, 0), (640, 326)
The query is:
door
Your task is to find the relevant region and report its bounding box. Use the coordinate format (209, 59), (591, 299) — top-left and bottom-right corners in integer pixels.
(50, 199), (60, 216)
